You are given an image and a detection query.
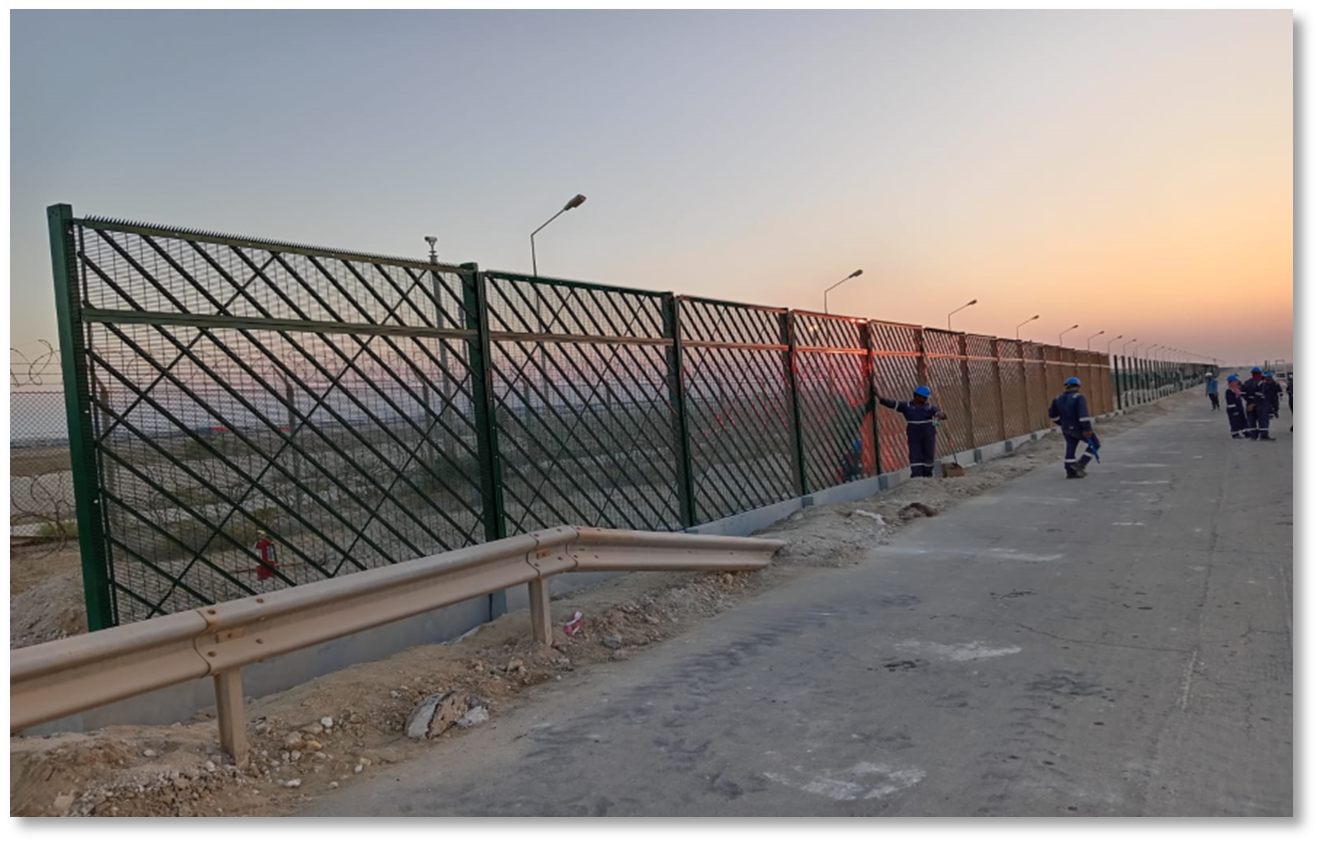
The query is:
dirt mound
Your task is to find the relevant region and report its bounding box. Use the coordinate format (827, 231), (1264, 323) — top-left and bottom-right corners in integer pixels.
(10, 568), (88, 649)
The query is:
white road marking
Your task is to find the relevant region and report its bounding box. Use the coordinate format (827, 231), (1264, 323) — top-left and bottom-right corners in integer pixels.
(895, 639), (1023, 662)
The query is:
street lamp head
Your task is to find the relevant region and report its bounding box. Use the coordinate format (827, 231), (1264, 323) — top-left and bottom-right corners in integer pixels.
(423, 236), (437, 247)
(968, 299), (978, 306)
(563, 194), (587, 211)
(849, 269), (863, 279)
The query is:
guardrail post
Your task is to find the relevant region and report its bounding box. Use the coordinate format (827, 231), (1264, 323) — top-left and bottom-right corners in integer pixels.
(528, 577), (554, 646)
(781, 311), (808, 497)
(214, 668), (249, 768)
(663, 295), (697, 527)
(49, 203), (116, 632)
(462, 264), (508, 620)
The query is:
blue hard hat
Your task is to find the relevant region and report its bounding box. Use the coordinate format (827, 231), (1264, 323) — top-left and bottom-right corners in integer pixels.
(1227, 374), (1240, 382)
(1265, 372), (1274, 378)
(913, 386), (931, 398)
(1064, 377), (1081, 386)
(1251, 366), (1263, 374)
(852, 438), (862, 451)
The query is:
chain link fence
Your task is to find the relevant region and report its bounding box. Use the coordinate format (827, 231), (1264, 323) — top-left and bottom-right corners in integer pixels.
(11, 341), (78, 555)
(45, 204), (1212, 629)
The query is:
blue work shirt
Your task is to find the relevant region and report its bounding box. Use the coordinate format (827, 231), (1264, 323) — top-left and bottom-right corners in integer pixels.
(1048, 391), (1093, 436)
(1206, 378), (1218, 394)
(877, 397), (944, 425)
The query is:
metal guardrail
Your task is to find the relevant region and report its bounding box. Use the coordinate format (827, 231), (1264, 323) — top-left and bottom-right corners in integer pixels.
(10, 526), (782, 766)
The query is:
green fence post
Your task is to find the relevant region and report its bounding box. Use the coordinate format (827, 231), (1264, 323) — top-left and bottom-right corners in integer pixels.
(663, 295), (697, 527)
(861, 322), (883, 478)
(49, 203), (115, 631)
(461, 264), (507, 617)
(782, 311), (808, 497)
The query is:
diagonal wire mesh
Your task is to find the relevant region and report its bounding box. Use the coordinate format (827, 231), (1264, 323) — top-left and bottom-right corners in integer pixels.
(868, 322), (923, 473)
(794, 314), (872, 492)
(483, 272), (682, 535)
(1024, 343), (1050, 430)
(680, 298), (797, 523)
(920, 329), (970, 457)
(966, 334), (1004, 446)
(997, 339), (1029, 438)
(71, 219), (485, 623)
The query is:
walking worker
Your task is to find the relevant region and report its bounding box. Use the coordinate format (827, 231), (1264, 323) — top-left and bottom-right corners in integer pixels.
(1242, 367), (1276, 441)
(1048, 376), (1097, 479)
(1224, 374), (1249, 438)
(1205, 372), (1220, 410)
(876, 386), (947, 478)
(1264, 372), (1283, 419)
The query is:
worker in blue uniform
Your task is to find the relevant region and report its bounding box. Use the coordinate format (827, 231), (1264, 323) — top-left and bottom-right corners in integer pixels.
(1264, 373), (1283, 419)
(1224, 374), (1249, 438)
(1205, 372), (1219, 410)
(1048, 376), (1097, 479)
(876, 386), (947, 478)
(1242, 367), (1276, 441)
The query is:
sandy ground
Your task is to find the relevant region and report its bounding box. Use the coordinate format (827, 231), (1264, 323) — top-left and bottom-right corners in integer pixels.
(10, 395), (1187, 817)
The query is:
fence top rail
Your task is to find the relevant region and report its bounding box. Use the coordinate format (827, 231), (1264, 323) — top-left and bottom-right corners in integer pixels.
(72, 213), (467, 274)
(486, 269), (671, 300)
(679, 294), (791, 315)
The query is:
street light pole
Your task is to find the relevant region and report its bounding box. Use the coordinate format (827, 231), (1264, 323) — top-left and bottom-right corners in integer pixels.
(530, 194), (587, 277)
(1058, 324), (1079, 346)
(823, 269), (864, 315)
(1086, 329), (1105, 350)
(1015, 315), (1040, 340)
(947, 299), (978, 331)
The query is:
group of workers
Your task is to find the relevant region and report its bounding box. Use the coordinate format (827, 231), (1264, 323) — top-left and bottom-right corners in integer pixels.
(860, 362), (1289, 483)
(865, 377), (1095, 480)
(1215, 367), (1291, 440)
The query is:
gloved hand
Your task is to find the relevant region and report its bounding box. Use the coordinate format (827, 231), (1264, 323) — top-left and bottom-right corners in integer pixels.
(1084, 430), (1095, 439)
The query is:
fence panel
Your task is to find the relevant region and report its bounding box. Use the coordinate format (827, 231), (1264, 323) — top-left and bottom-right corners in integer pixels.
(57, 214), (491, 624)
(679, 298), (797, 524)
(966, 335), (1003, 446)
(868, 322), (924, 473)
(921, 329), (970, 457)
(996, 339), (1028, 438)
(483, 272), (682, 535)
(793, 313), (873, 493)
(1025, 342), (1050, 430)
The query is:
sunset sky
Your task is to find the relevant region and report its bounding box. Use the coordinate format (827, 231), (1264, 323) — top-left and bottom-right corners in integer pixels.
(9, 10), (1293, 365)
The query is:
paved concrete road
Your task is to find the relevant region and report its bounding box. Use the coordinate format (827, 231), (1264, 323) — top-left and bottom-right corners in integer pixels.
(304, 391), (1293, 817)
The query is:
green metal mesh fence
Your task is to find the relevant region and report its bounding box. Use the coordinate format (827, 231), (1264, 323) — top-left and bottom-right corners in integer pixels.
(49, 205), (1213, 630)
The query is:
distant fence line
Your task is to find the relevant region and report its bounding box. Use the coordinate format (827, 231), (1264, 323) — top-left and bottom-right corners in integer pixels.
(44, 204), (1213, 629)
